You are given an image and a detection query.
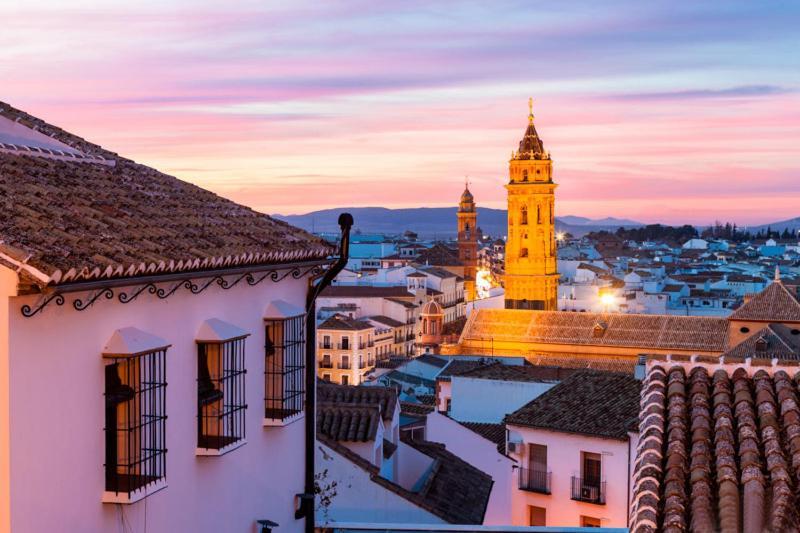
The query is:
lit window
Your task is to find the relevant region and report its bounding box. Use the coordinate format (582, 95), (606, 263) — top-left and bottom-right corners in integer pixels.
(196, 319), (250, 455)
(521, 206), (528, 225)
(102, 328), (169, 504)
(264, 301), (306, 425)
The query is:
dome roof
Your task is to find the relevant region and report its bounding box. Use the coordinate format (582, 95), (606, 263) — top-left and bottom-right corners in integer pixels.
(460, 187), (474, 204)
(421, 299), (443, 316)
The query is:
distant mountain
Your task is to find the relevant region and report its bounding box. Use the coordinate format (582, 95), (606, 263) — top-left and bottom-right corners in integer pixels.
(747, 216), (800, 234)
(273, 207), (643, 238)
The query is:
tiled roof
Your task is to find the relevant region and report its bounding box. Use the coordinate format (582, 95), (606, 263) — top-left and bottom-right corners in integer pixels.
(458, 363), (576, 383)
(368, 315), (405, 328)
(455, 420), (506, 453)
(317, 314), (374, 331)
(417, 265), (457, 279)
(400, 401), (435, 417)
(415, 243), (462, 267)
(0, 102), (333, 288)
(437, 358), (499, 381)
(401, 436), (493, 524)
(729, 281), (800, 322)
(526, 353), (638, 372)
(321, 285), (413, 299)
(416, 394), (436, 406)
(318, 434), (491, 524)
(416, 354), (448, 368)
(505, 370), (641, 440)
(630, 359), (800, 532)
(461, 309), (728, 353)
(317, 383), (397, 422)
(317, 402), (381, 442)
(514, 118), (546, 160)
(723, 324), (800, 360)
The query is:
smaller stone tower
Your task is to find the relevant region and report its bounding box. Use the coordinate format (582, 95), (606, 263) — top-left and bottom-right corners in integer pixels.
(457, 184), (479, 301)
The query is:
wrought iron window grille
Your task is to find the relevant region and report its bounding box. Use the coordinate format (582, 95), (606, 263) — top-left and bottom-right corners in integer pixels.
(264, 314), (305, 423)
(197, 337), (248, 452)
(103, 348), (168, 499)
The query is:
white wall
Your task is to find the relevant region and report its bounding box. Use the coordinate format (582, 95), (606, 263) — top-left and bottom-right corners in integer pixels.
(316, 442), (443, 525)
(395, 440), (434, 491)
(425, 412), (513, 524)
(450, 378), (556, 423)
(5, 273), (310, 533)
(507, 425), (631, 528)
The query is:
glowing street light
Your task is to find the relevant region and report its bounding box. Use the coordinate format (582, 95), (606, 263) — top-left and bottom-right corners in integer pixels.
(600, 293), (615, 312)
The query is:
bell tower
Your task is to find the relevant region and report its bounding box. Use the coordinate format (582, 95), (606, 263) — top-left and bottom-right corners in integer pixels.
(504, 98), (558, 310)
(457, 183), (478, 301)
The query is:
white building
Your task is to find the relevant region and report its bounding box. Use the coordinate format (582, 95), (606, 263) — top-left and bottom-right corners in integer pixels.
(505, 370), (641, 528)
(315, 384), (494, 526)
(0, 102), (334, 531)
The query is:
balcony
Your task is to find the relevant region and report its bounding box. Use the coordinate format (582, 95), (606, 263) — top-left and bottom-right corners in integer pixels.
(570, 477), (605, 505)
(337, 362), (352, 370)
(358, 360), (367, 369)
(405, 334), (414, 341)
(518, 468), (551, 494)
(318, 342), (332, 350)
(320, 361), (333, 369)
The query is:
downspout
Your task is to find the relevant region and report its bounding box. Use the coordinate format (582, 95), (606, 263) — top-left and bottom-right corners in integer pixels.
(297, 213), (353, 533)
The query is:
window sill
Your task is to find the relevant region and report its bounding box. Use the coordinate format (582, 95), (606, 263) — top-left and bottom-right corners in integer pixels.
(196, 439), (247, 457)
(263, 411), (305, 427)
(102, 478), (167, 505)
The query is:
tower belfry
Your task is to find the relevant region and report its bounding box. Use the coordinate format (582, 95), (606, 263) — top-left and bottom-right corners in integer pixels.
(457, 183), (478, 301)
(504, 99), (559, 310)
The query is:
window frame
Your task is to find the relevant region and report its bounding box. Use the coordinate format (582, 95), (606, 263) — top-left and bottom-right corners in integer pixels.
(196, 335), (249, 456)
(263, 313), (306, 426)
(102, 347), (168, 504)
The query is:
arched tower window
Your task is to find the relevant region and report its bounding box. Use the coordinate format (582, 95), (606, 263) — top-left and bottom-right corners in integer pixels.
(520, 248), (528, 258)
(520, 206), (528, 225)
(522, 170), (528, 182)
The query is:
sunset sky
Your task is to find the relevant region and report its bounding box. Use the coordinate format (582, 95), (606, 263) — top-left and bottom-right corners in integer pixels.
(3, 0), (798, 225)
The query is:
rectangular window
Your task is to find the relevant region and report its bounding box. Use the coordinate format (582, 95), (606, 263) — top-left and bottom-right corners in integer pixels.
(529, 506), (546, 527)
(197, 337), (247, 452)
(264, 314), (305, 423)
(342, 374), (349, 386)
(104, 348), (167, 500)
(341, 336), (349, 349)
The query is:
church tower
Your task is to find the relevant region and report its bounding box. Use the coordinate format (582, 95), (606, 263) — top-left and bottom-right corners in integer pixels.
(504, 99), (558, 310)
(457, 184), (478, 301)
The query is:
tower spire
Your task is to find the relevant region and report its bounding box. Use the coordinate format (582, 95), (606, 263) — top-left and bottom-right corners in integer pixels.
(528, 97), (534, 124)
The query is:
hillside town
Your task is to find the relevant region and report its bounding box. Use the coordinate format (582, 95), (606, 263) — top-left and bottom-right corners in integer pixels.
(2, 85), (800, 533)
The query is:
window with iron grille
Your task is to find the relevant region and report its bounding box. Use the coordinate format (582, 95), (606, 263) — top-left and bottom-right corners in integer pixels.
(264, 314), (305, 422)
(104, 348), (167, 499)
(197, 337), (247, 452)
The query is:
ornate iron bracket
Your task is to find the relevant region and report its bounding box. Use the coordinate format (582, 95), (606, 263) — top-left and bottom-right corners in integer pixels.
(73, 288), (114, 311)
(21, 292), (65, 317)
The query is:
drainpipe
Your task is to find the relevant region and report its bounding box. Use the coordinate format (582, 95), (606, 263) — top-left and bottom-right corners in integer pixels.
(297, 213), (353, 533)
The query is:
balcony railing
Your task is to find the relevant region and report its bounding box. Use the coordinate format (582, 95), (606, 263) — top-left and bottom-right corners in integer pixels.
(358, 360), (367, 369)
(318, 342), (332, 350)
(338, 362), (352, 369)
(518, 468), (551, 494)
(570, 477), (605, 505)
(320, 361), (333, 369)
(405, 334), (414, 341)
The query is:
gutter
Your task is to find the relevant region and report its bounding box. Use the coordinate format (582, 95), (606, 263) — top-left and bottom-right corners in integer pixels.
(297, 213), (353, 533)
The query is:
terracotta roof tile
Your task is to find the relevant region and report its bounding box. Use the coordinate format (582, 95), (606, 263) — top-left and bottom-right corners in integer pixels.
(317, 402), (381, 442)
(462, 309), (728, 352)
(0, 102), (333, 288)
(505, 370), (641, 440)
(729, 281), (800, 322)
(455, 420), (506, 453)
(723, 324), (800, 360)
(630, 362), (800, 531)
(321, 285), (414, 298)
(317, 383), (397, 421)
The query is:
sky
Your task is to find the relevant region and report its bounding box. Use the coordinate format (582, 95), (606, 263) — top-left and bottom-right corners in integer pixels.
(2, 0), (799, 226)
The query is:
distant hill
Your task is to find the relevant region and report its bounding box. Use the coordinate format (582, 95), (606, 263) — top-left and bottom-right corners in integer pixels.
(747, 216), (800, 234)
(273, 207), (643, 238)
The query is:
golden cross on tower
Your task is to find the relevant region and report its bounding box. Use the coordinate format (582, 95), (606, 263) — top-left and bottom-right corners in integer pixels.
(528, 97), (534, 124)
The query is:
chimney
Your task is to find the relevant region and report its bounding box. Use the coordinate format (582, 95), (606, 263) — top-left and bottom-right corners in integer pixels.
(634, 355), (647, 380)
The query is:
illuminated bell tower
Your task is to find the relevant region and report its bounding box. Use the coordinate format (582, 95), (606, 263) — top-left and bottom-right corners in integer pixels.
(504, 98), (558, 310)
(457, 184), (478, 301)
